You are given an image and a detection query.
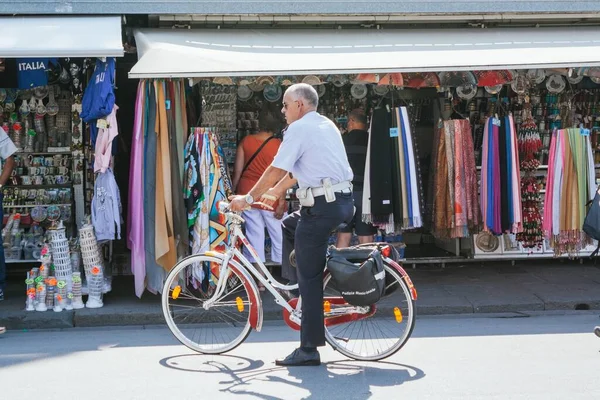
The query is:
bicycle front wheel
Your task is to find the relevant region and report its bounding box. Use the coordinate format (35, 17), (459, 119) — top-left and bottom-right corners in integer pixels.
(162, 254), (253, 354)
(324, 262), (416, 361)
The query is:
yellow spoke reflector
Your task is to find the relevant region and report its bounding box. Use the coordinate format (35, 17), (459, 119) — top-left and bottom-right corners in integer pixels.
(172, 286), (181, 300)
(393, 307), (403, 323)
(236, 297), (244, 312)
(323, 301), (331, 313)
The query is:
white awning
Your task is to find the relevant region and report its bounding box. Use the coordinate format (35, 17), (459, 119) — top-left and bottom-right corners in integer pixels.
(0, 16), (123, 58)
(130, 27), (600, 78)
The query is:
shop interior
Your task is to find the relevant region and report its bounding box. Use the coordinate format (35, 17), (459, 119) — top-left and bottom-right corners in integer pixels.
(175, 69), (600, 269)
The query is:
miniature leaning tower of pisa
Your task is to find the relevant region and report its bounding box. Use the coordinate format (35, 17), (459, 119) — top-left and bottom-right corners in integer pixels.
(79, 224), (104, 308)
(48, 222), (72, 289)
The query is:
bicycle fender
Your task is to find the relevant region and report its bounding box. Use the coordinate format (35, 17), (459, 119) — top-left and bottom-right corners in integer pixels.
(205, 251), (264, 332)
(385, 258), (418, 301)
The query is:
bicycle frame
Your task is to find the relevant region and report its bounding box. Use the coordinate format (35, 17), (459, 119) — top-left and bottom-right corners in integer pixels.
(199, 205), (416, 330)
(203, 211), (301, 320)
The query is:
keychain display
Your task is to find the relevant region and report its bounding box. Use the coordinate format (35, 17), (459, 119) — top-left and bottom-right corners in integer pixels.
(517, 175), (544, 249)
(518, 99), (543, 162)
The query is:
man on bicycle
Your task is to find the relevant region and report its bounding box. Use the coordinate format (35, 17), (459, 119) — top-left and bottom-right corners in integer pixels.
(229, 83), (354, 366)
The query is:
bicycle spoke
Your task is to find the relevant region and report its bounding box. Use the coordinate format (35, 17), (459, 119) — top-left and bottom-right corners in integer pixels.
(323, 263), (415, 361)
(162, 254), (254, 354)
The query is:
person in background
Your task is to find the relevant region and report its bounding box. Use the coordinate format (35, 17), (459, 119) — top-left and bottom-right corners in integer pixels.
(336, 109), (377, 248)
(0, 125), (17, 302)
(232, 110), (287, 291)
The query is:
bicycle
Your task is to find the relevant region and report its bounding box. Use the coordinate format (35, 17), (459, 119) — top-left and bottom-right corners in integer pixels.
(161, 202), (417, 361)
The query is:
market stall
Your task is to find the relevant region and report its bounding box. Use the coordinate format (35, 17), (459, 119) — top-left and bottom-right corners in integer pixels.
(0, 16), (124, 310)
(126, 26), (600, 294)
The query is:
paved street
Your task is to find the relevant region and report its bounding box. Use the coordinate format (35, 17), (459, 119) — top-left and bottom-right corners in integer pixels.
(1, 313), (599, 400)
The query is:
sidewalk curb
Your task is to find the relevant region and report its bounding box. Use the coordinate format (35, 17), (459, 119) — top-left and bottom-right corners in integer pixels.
(2, 300), (598, 331)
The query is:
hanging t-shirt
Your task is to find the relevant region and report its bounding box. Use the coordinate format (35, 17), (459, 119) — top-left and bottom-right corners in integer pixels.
(81, 58), (115, 122)
(16, 58), (57, 89)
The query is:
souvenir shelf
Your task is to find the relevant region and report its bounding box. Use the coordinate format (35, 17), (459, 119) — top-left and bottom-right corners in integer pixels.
(1, 153), (75, 263)
(0, 85), (79, 263)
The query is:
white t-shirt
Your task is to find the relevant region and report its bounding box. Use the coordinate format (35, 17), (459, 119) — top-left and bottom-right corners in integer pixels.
(272, 111), (353, 188)
(0, 129), (17, 161)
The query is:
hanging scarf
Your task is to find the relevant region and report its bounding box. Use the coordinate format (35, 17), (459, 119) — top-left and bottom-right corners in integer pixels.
(493, 120), (502, 234)
(184, 129), (204, 240)
(400, 107), (422, 229)
(432, 121), (451, 238)
(362, 118), (373, 223)
(543, 129), (558, 238)
(586, 135), (596, 201)
(453, 120), (467, 237)
(509, 115), (523, 233)
(462, 119), (480, 232)
(552, 130), (564, 238)
(396, 109), (409, 227)
(480, 118), (490, 232)
(369, 107), (395, 223)
(390, 109), (403, 230)
(445, 120), (456, 231)
(128, 81), (146, 298)
(166, 81), (189, 258)
(155, 81), (177, 271)
(506, 117), (515, 228)
(559, 129), (580, 253)
(570, 128), (586, 228)
(143, 81), (166, 294)
(499, 118), (510, 232)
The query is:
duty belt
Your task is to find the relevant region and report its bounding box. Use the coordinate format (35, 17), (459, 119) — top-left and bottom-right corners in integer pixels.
(311, 180), (353, 197)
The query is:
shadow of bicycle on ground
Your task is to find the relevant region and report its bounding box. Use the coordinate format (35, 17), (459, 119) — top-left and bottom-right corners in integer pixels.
(160, 354), (425, 400)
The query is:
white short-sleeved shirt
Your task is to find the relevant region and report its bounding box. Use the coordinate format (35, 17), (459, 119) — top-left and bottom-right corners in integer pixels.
(0, 129), (17, 161)
(272, 111), (353, 188)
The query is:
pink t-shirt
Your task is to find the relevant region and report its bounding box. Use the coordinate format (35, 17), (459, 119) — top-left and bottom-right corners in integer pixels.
(93, 104), (119, 173)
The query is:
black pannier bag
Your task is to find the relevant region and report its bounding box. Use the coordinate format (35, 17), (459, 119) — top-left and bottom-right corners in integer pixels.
(326, 249), (386, 306)
(583, 188), (600, 257)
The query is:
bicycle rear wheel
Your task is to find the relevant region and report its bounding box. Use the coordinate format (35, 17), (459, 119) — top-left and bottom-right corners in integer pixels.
(323, 262), (416, 361)
(162, 254), (253, 354)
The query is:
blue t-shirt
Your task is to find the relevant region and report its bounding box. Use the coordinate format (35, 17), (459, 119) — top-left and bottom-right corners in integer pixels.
(81, 58), (115, 122)
(16, 58), (57, 89)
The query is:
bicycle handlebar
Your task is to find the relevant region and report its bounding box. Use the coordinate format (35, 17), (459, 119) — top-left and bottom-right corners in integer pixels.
(218, 202), (246, 224)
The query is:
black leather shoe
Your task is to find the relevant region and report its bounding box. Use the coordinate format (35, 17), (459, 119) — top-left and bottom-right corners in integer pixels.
(275, 348), (321, 366)
(595, 326), (600, 338)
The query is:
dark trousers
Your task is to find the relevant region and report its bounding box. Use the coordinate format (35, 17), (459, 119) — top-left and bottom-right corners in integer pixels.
(281, 193), (354, 348)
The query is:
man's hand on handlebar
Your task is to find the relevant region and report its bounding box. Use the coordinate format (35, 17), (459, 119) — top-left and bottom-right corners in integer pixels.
(228, 194), (276, 212)
(227, 195), (250, 212)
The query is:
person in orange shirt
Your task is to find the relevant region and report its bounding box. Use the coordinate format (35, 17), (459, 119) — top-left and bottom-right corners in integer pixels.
(232, 111), (287, 290)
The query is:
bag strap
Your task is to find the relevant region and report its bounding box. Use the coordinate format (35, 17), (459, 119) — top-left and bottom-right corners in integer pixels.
(241, 136), (275, 175)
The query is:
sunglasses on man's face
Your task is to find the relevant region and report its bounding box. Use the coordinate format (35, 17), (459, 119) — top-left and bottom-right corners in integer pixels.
(282, 100), (300, 110)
